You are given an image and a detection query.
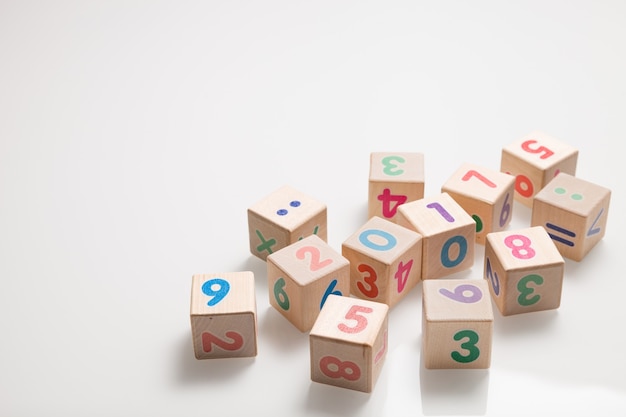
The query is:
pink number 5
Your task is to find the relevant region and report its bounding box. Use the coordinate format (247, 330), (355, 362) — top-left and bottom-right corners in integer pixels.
(338, 305), (373, 334)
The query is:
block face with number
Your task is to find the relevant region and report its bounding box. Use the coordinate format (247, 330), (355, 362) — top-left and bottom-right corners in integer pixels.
(485, 226), (565, 316)
(190, 271), (258, 359)
(248, 185), (327, 261)
(422, 279), (493, 369)
(368, 152), (425, 222)
(441, 163), (515, 245)
(531, 173), (611, 261)
(267, 235), (350, 332)
(500, 131), (578, 207)
(396, 192), (475, 280)
(310, 294), (389, 393)
(341, 216), (422, 308)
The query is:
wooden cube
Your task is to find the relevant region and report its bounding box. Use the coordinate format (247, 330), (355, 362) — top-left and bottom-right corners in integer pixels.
(190, 271), (257, 359)
(500, 131), (578, 207)
(531, 173), (611, 261)
(248, 185), (327, 261)
(484, 226), (565, 316)
(267, 234), (350, 332)
(368, 152), (425, 222)
(441, 162), (516, 245)
(422, 278), (493, 369)
(310, 294), (389, 393)
(396, 192), (475, 280)
(341, 216), (422, 308)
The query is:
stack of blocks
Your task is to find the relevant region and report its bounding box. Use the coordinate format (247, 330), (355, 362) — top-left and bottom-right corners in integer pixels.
(188, 130), (611, 393)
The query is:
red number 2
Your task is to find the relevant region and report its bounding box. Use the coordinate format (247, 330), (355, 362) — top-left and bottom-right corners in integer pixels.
(202, 331), (244, 352)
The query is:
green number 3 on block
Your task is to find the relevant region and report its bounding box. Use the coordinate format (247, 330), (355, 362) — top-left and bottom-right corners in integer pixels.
(451, 329), (480, 363)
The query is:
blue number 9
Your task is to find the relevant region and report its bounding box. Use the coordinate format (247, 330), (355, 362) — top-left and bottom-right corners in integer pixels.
(202, 278), (230, 306)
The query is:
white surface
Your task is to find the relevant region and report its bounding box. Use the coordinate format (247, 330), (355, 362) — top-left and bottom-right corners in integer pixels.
(1, 1), (625, 416)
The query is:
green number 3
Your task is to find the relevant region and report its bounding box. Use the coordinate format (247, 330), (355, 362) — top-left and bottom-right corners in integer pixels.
(517, 274), (543, 306)
(382, 156), (405, 176)
(451, 330), (480, 363)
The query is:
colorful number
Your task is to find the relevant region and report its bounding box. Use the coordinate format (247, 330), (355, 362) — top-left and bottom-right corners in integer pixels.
(587, 208), (604, 236)
(394, 259), (413, 293)
(374, 330), (388, 364)
(255, 229), (277, 255)
(517, 274), (543, 306)
(426, 202), (455, 222)
(485, 258), (500, 296)
(439, 283), (483, 303)
(499, 192), (511, 227)
(201, 278), (230, 306)
(295, 245), (333, 271)
(382, 155), (405, 176)
(201, 331), (244, 353)
(337, 305), (373, 334)
(521, 139), (554, 159)
(273, 277), (290, 310)
(451, 330), (480, 363)
(356, 263), (379, 298)
(319, 356), (361, 381)
(472, 214), (483, 233)
(508, 172), (534, 198)
(462, 169), (496, 188)
(320, 279), (342, 310)
(504, 234), (536, 259)
(546, 222), (576, 247)
(440, 235), (467, 268)
(377, 188), (408, 218)
(359, 229), (397, 251)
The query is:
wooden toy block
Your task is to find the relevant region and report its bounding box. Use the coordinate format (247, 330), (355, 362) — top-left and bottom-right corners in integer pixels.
(190, 271), (257, 359)
(484, 226), (565, 316)
(341, 216), (422, 308)
(441, 163), (515, 245)
(368, 152), (425, 222)
(267, 234), (350, 332)
(310, 294), (389, 393)
(247, 185), (327, 261)
(531, 173), (611, 261)
(422, 278), (493, 369)
(396, 192), (475, 280)
(500, 131), (578, 207)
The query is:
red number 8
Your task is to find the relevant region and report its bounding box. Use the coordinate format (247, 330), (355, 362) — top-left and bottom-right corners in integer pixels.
(320, 356), (361, 381)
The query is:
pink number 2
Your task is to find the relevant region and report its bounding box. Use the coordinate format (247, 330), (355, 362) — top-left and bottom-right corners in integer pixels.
(296, 245), (333, 271)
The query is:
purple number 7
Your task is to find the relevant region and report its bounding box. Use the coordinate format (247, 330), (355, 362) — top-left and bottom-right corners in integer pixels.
(426, 202), (455, 222)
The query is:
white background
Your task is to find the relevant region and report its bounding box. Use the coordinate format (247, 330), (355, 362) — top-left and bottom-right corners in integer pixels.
(1, 1), (625, 416)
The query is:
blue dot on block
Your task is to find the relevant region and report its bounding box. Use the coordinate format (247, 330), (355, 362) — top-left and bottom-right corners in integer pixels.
(290, 200), (301, 208)
(277, 209), (288, 215)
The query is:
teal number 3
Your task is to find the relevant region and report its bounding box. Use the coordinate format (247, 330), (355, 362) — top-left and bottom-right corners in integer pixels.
(382, 156), (405, 176)
(451, 330), (480, 363)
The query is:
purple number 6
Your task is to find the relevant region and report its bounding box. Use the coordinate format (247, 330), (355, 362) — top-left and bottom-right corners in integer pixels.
(439, 284), (482, 303)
